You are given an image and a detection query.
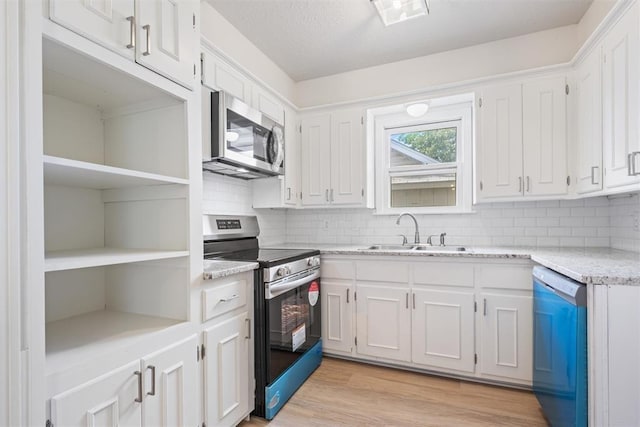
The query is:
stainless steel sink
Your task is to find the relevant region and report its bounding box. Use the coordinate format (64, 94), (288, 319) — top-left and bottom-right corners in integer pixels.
(362, 244), (467, 252)
(364, 244), (414, 250)
(412, 245), (467, 252)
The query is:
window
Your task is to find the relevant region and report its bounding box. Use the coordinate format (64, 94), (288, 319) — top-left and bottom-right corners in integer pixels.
(388, 121), (460, 208)
(373, 100), (473, 214)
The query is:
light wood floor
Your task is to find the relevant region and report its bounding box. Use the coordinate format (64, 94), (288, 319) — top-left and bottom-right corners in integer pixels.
(239, 357), (548, 427)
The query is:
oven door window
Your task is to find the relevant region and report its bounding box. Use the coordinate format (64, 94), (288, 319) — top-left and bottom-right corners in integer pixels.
(267, 279), (321, 383)
(226, 109), (270, 162)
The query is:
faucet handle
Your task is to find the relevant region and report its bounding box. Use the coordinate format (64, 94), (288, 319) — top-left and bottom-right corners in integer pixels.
(439, 232), (447, 246)
(397, 234), (408, 245)
(426, 235), (438, 246)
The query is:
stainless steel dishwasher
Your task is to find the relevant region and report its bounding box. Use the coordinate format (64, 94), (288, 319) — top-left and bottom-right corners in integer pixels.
(533, 266), (588, 427)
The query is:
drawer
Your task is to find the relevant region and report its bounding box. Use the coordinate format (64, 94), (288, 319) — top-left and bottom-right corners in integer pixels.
(476, 264), (532, 291)
(356, 261), (409, 283)
(413, 261), (474, 288)
(321, 259), (355, 280)
(202, 278), (248, 322)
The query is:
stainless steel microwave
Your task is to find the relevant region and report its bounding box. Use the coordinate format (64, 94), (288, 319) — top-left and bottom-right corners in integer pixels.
(202, 89), (284, 179)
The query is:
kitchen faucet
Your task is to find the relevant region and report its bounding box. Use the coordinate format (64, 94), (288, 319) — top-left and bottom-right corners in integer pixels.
(395, 213), (420, 244)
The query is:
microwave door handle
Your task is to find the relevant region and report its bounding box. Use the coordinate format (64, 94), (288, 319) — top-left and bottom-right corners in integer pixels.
(267, 270), (320, 299)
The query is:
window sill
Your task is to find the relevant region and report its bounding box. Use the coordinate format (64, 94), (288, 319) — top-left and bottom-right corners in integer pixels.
(373, 207), (477, 216)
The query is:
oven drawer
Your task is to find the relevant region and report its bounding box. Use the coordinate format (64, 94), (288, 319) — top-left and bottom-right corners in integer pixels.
(203, 278), (248, 322)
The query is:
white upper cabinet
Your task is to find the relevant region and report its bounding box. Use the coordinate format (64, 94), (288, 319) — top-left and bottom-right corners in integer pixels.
(330, 110), (365, 205)
(602, 2), (640, 189)
(522, 76), (569, 196)
(201, 49), (251, 102)
(49, 0), (136, 60)
(301, 114), (332, 206)
(573, 47), (604, 194)
(477, 75), (568, 201)
(477, 84), (523, 199)
(135, 0), (198, 89)
(300, 108), (366, 207)
(253, 85), (285, 125)
(49, 0), (198, 89)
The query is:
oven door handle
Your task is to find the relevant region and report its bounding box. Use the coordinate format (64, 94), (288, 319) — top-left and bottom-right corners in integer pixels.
(266, 269), (320, 299)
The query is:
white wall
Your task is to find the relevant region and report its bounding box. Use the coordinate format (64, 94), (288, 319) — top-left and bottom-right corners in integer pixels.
(576, 0), (617, 48)
(200, 1), (296, 104)
(202, 173), (286, 246)
(610, 192), (640, 253)
(294, 25), (579, 107)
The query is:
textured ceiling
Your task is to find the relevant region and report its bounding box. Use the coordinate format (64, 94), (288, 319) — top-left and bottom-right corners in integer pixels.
(206, 0), (594, 82)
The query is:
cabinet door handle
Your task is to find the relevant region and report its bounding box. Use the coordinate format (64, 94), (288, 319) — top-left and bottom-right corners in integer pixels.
(325, 189), (329, 202)
(629, 152), (640, 176)
(126, 16), (136, 49)
(412, 293), (415, 310)
(287, 187), (291, 200)
(483, 298), (487, 316)
(405, 293), (409, 309)
(134, 371), (143, 403)
(330, 189), (334, 202)
(219, 294), (239, 303)
(146, 365), (156, 396)
(346, 288), (349, 303)
(591, 166), (599, 185)
(526, 176), (531, 192)
(245, 318), (251, 339)
(142, 24), (151, 56)
(518, 176), (522, 193)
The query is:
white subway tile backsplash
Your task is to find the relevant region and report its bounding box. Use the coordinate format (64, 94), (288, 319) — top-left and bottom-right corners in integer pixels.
(202, 174), (638, 253)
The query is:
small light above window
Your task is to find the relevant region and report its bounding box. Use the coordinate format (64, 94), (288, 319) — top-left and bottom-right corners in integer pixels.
(371, 0), (430, 26)
(405, 102), (429, 117)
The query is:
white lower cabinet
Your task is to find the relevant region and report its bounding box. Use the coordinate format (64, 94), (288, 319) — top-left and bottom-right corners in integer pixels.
(355, 283), (411, 362)
(412, 289), (475, 373)
(141, 336), (198, 427)
(478, 293), (533, 382)
(321, 280), (354, 354)
(50, 335), (198, 427)
(321, 256), (533, 387)
(203, 312), (250, 427)
(200, 271), (254, 427)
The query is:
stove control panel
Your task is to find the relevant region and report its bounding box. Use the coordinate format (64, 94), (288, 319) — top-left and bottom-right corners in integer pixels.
(307, 256), (320, 267)
(276, 266), (291, 278)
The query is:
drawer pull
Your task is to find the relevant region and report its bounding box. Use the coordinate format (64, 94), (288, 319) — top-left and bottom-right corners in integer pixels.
(219, 294), (239, 303)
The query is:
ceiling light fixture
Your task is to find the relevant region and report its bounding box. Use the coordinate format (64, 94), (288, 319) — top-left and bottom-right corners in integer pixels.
(371, 0), (430, 26)
(406, 102), (429, 117)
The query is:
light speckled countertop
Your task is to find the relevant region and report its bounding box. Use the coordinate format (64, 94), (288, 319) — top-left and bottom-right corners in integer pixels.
(270, 243), (640, 286)
(203, 259), (258, 280)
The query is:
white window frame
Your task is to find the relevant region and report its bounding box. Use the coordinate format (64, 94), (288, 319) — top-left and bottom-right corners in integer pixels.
(374, 102), (473, 214)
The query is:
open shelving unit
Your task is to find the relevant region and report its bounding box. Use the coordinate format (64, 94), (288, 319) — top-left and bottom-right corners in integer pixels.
(42, 36), (193, 377)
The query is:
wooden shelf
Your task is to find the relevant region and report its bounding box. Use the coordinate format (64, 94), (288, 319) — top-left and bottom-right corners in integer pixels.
(46, 309), (183, 375)
(43, 155), (188, 189)
(44, 247), (189, 272)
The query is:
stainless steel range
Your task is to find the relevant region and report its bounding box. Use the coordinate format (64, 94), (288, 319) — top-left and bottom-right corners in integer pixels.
(203, 215), (322, 420)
